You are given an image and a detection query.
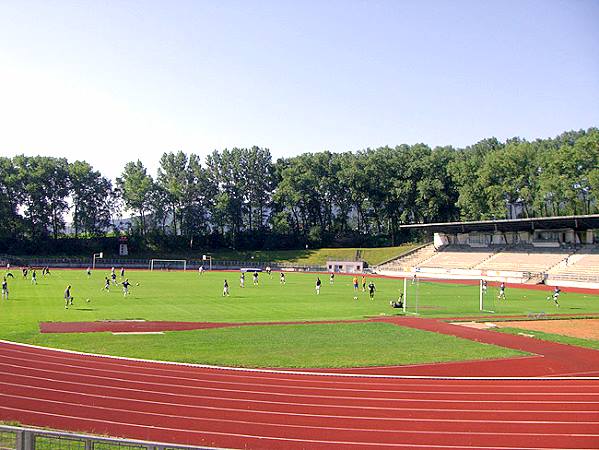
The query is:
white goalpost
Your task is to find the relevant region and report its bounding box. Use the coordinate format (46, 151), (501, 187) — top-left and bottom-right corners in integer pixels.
(402, 276), (420, 315)
(149, 259), (187, 271)
(401, 275), (493, 315)
(480, 278), (495, 314)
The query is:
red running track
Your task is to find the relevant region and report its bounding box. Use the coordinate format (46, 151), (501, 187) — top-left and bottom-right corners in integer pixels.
(2, 318), (599, 450)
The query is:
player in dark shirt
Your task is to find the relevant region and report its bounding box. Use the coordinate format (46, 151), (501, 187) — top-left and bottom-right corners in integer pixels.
(1, 278), (8, 300)
(368, 282), (376, 299)
(64, 285), (73, 308)
(122, 279), (131, 296)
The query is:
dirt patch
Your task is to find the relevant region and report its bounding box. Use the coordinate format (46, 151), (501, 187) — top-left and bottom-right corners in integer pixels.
(495, 318), (599, 340)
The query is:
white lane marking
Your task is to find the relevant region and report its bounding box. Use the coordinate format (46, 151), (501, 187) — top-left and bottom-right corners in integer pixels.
(1, 350), (597, 397)
(2, 359), (598, 405)
(1, 405), (597, 450)
(2, 394), (599, 439)
(3, 379), (598, 426)
(2, 345), (598, 390)
(3, 339), (599, 380)
(112, 332), (164, 335)
(1, 370), (599, 416)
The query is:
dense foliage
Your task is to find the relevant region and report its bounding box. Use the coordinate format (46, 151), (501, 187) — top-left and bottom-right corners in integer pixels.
(1, 128), (597, 253)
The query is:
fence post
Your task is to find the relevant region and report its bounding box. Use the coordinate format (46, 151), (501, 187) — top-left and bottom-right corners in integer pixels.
(15, 430), (24, 450)
(21, 430), (34, 450)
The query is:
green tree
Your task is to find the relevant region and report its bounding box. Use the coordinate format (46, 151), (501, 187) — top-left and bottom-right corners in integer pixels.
(69, 161), (114, 236)
(116, 161), (154, 236)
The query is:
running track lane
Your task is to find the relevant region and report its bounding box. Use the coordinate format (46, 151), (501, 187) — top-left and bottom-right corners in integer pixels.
(0, 341), (599, 449)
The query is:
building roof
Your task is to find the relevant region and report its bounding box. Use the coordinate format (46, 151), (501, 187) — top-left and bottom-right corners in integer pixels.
(399, 215), (599, 234)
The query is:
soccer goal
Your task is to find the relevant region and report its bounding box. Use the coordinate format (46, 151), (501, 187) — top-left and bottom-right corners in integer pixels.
(149, 259), (187, 271)
(401, 276), (493, 315)
(479, 279), (495, 314)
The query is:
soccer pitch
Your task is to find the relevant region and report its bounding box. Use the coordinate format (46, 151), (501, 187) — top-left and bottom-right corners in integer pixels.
(1, 269), (598, 367)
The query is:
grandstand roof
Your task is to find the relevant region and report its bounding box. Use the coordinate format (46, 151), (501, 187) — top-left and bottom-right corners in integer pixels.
(399, 214), (599, 233)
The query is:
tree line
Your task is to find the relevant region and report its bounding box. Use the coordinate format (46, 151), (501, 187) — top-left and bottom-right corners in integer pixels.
(1, 128), (597, 253)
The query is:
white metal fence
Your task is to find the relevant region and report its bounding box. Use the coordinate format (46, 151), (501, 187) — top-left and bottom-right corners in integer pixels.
(0, 424), (212, 450)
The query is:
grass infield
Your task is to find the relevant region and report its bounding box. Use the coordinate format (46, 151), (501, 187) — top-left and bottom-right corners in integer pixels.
(1, 269), (597, 367)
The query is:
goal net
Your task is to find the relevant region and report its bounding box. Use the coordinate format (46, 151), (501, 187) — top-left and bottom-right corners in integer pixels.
(149, 259), (187, 271)
(400, 276), (493, 316)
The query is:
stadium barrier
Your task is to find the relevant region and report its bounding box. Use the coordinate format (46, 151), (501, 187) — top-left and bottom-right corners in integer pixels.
(0, 424), (208, 450)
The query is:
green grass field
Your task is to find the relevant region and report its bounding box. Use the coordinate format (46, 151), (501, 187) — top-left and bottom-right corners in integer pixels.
(1, 269), (597, 368)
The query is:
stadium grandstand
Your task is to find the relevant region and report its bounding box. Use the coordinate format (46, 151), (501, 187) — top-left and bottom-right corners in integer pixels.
(377, 215), (599, 289)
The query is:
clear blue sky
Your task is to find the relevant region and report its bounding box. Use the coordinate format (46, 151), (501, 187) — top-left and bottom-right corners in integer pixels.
(0, 0), (597, 180)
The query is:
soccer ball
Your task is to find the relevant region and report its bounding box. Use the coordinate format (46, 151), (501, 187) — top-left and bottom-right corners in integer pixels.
(86, 298), (90, 303)
(136, 282), (140, 286)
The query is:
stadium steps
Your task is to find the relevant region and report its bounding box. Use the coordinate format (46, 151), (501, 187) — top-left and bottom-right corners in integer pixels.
(544, 246), (581, 273)
(376, 243), (436, 272)
(471, 245), (510, 269)
(418, 245), (497, 270)
(546, 246), (599, 280)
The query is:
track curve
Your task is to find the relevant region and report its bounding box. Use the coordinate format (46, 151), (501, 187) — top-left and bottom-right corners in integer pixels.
(1, 339), (599, 449)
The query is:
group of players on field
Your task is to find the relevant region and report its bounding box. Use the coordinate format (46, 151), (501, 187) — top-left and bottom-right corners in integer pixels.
(66, 267), (135, 308)
(2, 263), (564, 309)
(0, 264), (136, 308)
(482, 280), (561, 306)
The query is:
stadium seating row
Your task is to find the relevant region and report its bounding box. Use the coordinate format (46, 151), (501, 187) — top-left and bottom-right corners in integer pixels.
(379, 244), (599, 280)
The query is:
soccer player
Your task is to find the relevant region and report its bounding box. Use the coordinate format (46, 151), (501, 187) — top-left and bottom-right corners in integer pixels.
(223, 279), (230, 297)
(111, 271), (117, 285)
(86, 267), (92, 277)
(266, 266), (272, 277)
(497, 282), (507, 301)
(1, 277), (8, 300)
(361, 275), (366, 292)
(5, 271), (14, 279)
(352, 276), (359, 300)
(111, 267), (116, 277)
(315, 277), (322, 295)
(481, 280), (488, 295)
(412, 273), (417, 285)
(103, 277), (110, 291)
(368, 281), (376, 299)
(120, 267), (125, 278)
(390, 293), (404, 309)
(31, 269), (37, 285)
(122, 279), (131, 296)
(199, 266), (204, 275)
(253, 271), (259, 286)
(64, 285), (73, 309)
(240, 272), (245, 288)
(547, 286), (561, 307)
(329, 273), (335, 285)
(280, 272), (286, 285)
(44, 266), (50, 276)
(22, 267), (28, 278)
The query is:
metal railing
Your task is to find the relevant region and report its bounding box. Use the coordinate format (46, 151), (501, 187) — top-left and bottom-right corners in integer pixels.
(0, 424), (211, 450)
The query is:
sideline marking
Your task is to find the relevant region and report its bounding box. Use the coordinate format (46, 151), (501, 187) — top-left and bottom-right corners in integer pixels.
(112, 332), (164, 335)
